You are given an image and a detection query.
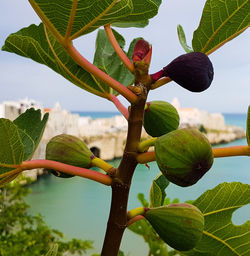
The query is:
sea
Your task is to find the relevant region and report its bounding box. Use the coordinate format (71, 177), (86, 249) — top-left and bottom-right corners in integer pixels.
(26, 112), (249, 256)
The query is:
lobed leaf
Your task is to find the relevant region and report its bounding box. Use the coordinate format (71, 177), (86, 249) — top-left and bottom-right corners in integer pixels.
(0, 119), (24, 175)
(182, 182), (250, 256)
(2, 24), (108, 98)
(192, 0), (250, 55)
(28, 0), (161, 40)
(13, 108), (49, 160)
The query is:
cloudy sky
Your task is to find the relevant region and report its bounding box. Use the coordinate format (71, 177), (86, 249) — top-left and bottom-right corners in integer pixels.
(0, 1), (249, 113)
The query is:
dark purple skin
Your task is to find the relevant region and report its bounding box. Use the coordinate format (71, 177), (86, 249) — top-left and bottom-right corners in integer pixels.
(162, 52), (214, 92)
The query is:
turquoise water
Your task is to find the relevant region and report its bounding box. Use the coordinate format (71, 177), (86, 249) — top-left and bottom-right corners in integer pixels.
(25, 113), (250, 255)
(72, 111), (121, 119)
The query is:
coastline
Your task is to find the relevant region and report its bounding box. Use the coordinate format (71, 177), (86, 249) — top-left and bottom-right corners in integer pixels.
(0, 99), (246, 181)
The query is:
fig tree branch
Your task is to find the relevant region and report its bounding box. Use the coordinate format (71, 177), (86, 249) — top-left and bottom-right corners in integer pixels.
(20, 160), (112, 186)
(136, 145), (250, 164)
(109, 94), (129, 120)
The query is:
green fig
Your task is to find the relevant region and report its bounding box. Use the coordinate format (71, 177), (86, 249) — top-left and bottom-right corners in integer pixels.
(155, 128), (213, 186)
(144, 101), (180, 137)
(145, 203), (204, 251)
(46, 134), (93, 178)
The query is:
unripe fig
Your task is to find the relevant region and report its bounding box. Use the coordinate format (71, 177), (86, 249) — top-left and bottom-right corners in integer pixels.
(163, 52), (214, 92)
(155, 128), (213, 186)
(145, 203), (204, 251)
(144, 101), (179, 137)
(46, 134), (93, 178)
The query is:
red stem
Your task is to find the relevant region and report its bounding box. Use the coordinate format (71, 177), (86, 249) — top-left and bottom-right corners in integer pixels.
(109, 94), (129, 120)
(65, 43), (138, 103)
(127, 215), (145, 227)
(150, 69), (164, 82)
(104, 24), (135, 73)
(21, 160), (112, 186)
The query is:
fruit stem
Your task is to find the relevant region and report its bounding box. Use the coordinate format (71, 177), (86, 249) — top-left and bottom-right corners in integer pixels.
(127, 207), (145, 219)
(150, 70), (164, 82)
(151, 77), (172, 90)
(127, 215), (146, 227)
(91, 157), (114, 173)
(21, 160), (112, 186)
(136, 151), (156, 164)
(137, 138), (157, 152)
(213, 145), (250, 157)
(104, 24), (135, 74)
(65, 43), (138, 103)
(109, 94), (129, 120)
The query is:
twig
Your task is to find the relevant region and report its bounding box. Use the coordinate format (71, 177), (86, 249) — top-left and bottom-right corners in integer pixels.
(104, 24), (135, 73)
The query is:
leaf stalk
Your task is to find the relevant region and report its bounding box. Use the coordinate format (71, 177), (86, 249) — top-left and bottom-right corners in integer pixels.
(104, 24), (135, 73)
(65, 43), (138, 103)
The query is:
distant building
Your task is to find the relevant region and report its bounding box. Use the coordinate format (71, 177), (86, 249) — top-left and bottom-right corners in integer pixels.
(0, 98), (43, 120)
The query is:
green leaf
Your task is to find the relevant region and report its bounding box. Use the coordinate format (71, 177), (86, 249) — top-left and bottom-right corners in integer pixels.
(137, 193), (149, 207)
(182, 182), (250, 256)
(247, 105), (250, 145)
(111, 0), (162, 28)
(93, 29), (134, 94)
(113, 20), (149, 28)
(0, 119), (24, 175)
(17, 129), (35, 161)
(13, 108), (48, 160)
(27, 0), (161, 39)
(177, 24), (193, 53)
(192, 0), (250, 54)
(44, 244), (58, 256)
(2, 24), (108, 98)
(149, 174), (169, 208)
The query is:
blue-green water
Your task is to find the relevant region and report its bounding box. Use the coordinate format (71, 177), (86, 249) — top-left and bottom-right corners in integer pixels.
(26, 113), (249, 255)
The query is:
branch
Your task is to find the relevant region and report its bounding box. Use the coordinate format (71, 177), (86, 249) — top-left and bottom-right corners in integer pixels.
(91, 156), (115, 173)
(127, 215), (146, 227)
(151, 76), (172, 90)
(136, 145), (250, 164)
(137, 151), (156, 164)
(127, 207), (145, 219)
(137, 138), (157, 152)
(21, 160), (112, 186)
(109, 94), (129, 120)
(65, 43), (138, 103)
(104, 24), (135, 73)
(213, 145), (250, 157)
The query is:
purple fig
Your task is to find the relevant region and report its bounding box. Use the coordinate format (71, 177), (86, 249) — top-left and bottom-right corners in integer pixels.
(162, 52), (213, 92)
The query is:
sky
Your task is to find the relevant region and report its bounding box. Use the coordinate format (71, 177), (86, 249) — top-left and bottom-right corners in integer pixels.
(0, 0), (249, 113)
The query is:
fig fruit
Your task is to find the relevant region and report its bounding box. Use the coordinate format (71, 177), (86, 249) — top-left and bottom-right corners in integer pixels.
(46, 134), (93, 178)
(163, 52), (213, 92)
(155, 128), (213, 186)
(144, 101), (179, 137)
(145, 203), (204, 251)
